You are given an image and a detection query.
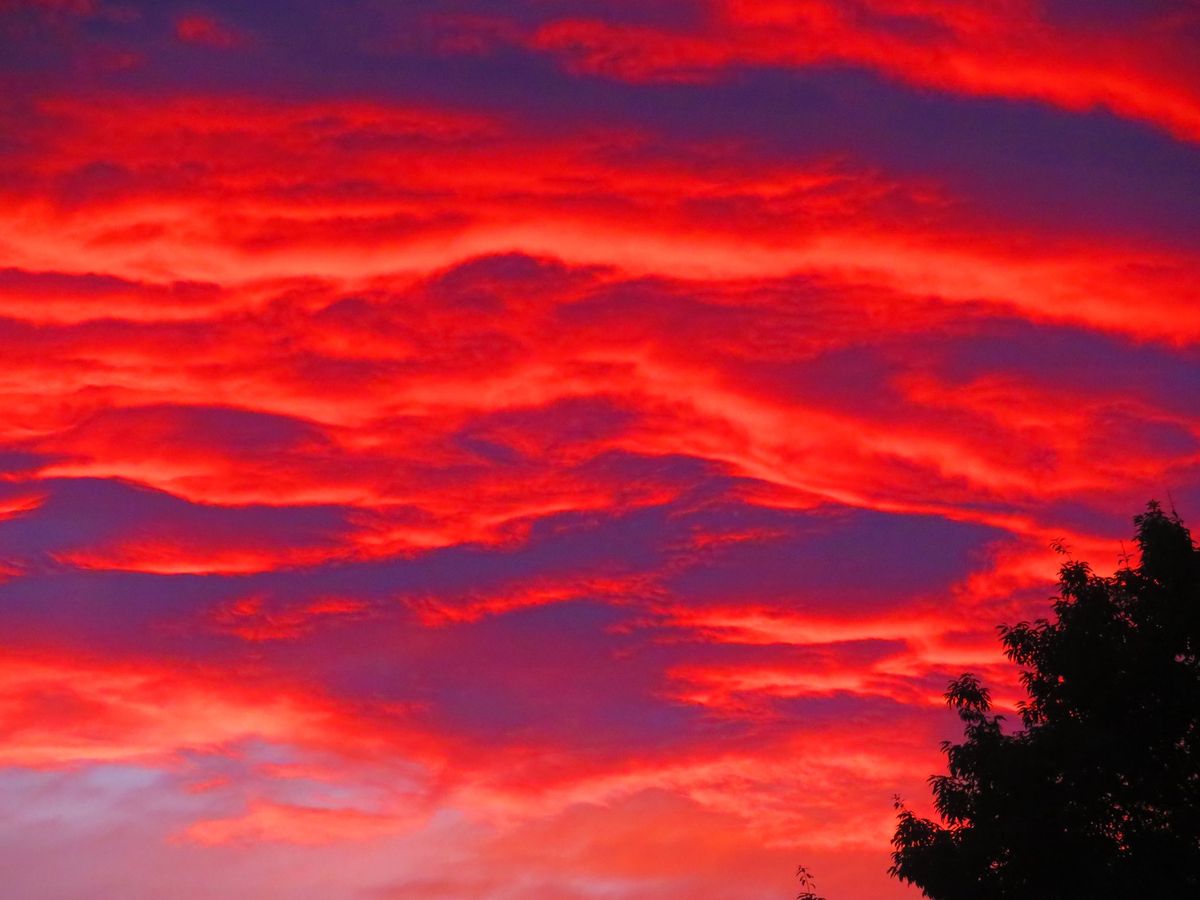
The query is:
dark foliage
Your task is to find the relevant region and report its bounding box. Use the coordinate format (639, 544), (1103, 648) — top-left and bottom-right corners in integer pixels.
(795, 864), (826, 900)
(890, 502), (1200, 899)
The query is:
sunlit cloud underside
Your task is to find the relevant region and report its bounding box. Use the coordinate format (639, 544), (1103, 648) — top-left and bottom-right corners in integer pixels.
(1, 2), (1199, 898)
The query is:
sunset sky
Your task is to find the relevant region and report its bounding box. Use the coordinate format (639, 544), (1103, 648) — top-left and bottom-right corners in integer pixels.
(1, 2), (1199, 898)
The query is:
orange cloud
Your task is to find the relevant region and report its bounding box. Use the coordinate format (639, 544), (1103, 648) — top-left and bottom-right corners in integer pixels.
(0, 653), (329, 766)
(183, 799), (413, 845)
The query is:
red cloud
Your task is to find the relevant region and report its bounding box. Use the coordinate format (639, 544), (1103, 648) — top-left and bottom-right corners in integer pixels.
(175, 14), (244, 49)
(211, 595), (368, 640)
(530, 1), (1200, 144)
(0, 7), (1196, 898)
(2, 94), (1195, 344)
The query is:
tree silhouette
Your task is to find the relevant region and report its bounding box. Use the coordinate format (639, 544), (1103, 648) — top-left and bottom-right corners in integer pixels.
(890, 502), (1200, 898)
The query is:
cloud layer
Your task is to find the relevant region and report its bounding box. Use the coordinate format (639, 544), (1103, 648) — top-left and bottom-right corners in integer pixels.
(1, 2), (1198, 898)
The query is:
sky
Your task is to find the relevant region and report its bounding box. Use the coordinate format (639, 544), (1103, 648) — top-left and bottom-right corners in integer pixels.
(0, 1), (1198, 898)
